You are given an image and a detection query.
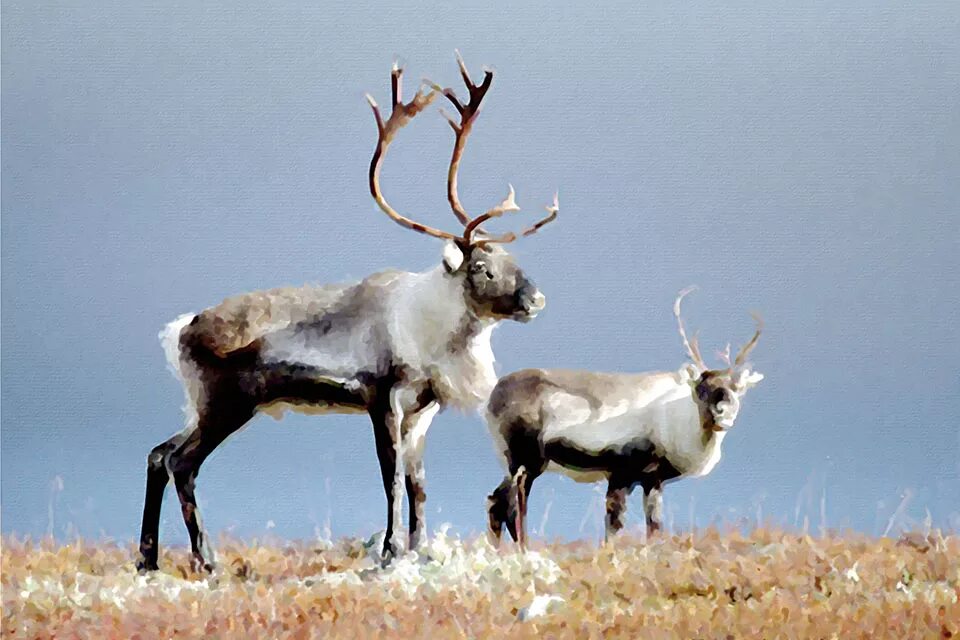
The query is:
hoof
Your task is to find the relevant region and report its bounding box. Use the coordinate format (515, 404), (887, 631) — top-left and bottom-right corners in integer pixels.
(190, 554), (216, 574)
(379, 550), (395, 569)
(136, 553), (160, 573)
(135, 557), (159, 573)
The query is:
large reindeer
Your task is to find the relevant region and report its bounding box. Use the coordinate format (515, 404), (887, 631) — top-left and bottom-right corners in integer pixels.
(136, 54), (559, 572)
(485, 288), (762, 547)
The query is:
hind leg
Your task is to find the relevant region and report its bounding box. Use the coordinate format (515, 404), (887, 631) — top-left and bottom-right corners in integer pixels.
(166, 400), (255, 572)
(137, 436), (183, 571)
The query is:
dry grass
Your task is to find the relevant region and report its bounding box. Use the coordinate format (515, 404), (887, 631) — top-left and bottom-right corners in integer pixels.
(3, 527), (959, 639)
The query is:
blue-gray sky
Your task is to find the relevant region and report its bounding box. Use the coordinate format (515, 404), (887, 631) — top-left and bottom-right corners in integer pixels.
(3, 1), (958, 545)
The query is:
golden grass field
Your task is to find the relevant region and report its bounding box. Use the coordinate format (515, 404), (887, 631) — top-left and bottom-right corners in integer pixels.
(4, 527), (959, 639)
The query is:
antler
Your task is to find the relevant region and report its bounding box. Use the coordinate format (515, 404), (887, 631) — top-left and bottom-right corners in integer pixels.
(716, 343), (733, 370)
(733, 312), (763, 367)
(437, 50), (494, 228)
(674, 286), (707, 371)
(367, 64), (458, 241)
(522, 193), (560, 238)
(462, 184), (520, 244)
(471, 191), (561, 248)
(674, 287), (763, 373)
(367, 56), (560, 247)
(435, 52), (560, 246)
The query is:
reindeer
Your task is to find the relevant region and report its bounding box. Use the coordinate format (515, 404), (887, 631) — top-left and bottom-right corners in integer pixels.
(136, 54), (559, 572)
(485, 287), (763, 547)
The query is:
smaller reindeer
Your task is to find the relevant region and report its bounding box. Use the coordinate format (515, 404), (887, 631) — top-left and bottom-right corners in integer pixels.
(485, 287), (763, 546)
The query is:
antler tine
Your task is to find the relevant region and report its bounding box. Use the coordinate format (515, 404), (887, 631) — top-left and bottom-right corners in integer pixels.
(368, 65), (459, 241)
(435, 51), (495, 229)
(733, 312), (763, 367)
(717, 343), (733, 371)
(462, 184), (520, 245)
(522, 193), (560, 237)
(674, 286), (707, 371)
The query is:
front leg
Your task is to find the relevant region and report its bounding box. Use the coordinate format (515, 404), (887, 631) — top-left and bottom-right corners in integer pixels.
(369, 394), (404, 563)
(605, 474), (634, 542)
(369, 383), (433, 563)
(402, 402), (439, 552)
(642, 482), (664, 536)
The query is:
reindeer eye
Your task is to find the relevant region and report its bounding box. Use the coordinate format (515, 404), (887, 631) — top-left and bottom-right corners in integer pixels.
(711, 389), (728, 405)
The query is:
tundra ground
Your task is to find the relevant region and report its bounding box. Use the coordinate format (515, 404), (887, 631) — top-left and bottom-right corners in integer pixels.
(4, 527), (958, 639)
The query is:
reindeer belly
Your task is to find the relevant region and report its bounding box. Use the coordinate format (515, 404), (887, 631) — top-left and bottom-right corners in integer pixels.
(544, 461), (608, 484)
(258, 400), (368, 420)
(254, 359), (371, 420)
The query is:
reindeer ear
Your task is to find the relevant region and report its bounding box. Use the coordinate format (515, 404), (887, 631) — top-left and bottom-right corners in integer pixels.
(442, 240), (465, 273)
(735, 369), (764, 391)
(678, 363), (700, 388)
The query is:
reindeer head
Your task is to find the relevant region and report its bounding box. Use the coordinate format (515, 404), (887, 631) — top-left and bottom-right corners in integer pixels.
(451, 240), (545, 322)
(366, 54), (557, 325)
(674, 287), (764, 431)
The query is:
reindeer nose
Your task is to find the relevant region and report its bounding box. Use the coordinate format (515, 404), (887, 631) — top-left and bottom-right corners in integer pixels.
(530, 290), (546, 311)
(519, 288), (545, 315)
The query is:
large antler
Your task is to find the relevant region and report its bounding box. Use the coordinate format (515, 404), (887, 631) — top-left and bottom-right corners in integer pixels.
(674, 286), (707, 371)
(367, 57), (560, 247)
(367, 64), (458, 241)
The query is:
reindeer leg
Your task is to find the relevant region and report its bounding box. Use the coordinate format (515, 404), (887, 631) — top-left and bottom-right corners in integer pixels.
(370, 409), (401, 564)
(605, 475), (632, 543)
(167, 400), (254, 573)
(137, 436), (182, 571)
(402, 402), (438, 553)
(404, 462), (425, 552)
(371, 384), (428, 564)
(514, 467), (536, 551)
(486, 476), (514, 547)
(642, 481), (664, 537)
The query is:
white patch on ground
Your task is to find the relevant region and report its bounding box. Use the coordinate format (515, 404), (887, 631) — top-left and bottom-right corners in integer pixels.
(517, 593), (565, 620)
(13, 526), (565, 615)
(303, 525), (564, 598)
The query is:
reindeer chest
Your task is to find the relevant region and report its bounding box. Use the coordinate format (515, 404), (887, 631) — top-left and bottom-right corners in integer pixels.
(421, 342), (497, 411)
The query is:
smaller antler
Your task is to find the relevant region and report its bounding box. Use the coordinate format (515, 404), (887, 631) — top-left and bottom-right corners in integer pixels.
(733, 312), (763, 367)
(674, 286), (707, 371)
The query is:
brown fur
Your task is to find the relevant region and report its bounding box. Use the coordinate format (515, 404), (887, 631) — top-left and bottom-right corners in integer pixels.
(183, 272), (405, 358)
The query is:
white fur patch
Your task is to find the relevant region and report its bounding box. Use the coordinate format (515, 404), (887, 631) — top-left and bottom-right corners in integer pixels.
(403, 403), (440, 466)
(386, 267), (497, 411)
(159, 312), (201, 425)
(441, 241), (465, 273)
